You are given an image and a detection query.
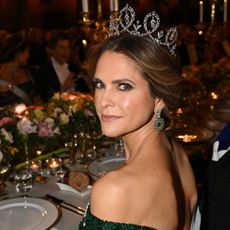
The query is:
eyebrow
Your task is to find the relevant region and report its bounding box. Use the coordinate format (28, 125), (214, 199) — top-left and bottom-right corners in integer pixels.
(93, 77), (135, 85)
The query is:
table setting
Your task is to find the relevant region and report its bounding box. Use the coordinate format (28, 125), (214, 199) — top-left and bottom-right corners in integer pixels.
(0, 145), (127, 230)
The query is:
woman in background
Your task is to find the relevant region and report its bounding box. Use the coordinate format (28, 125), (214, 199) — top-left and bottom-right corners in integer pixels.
(0, 34), (34, 106)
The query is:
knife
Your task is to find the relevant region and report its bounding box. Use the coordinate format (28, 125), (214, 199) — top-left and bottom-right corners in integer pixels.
(46, 194), (85, 215)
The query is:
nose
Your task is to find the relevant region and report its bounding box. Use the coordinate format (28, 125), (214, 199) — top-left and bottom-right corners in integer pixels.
(99, 88), (115, 108)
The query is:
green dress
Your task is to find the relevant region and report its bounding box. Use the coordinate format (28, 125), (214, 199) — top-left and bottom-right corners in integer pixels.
(79, 204), (157, 230)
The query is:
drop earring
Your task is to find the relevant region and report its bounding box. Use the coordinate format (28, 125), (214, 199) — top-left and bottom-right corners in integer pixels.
(154, 109), (165, 131)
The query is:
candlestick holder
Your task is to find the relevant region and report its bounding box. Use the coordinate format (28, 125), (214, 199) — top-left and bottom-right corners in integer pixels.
(79, 0), (119, 44)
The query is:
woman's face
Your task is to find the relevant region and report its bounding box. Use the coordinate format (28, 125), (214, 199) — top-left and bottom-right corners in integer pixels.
(94, 51), (156, 137)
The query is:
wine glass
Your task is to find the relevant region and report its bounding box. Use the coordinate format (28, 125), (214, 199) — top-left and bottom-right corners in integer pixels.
(0, 162), (11, 196)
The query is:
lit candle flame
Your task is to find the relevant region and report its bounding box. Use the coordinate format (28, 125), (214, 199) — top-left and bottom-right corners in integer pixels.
(176, 108), (183, 114)
(177, 134), (197, 143)
(210, 92), (218, 100)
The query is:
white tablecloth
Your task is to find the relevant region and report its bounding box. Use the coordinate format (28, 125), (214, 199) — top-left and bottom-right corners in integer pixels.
(5, 176), (90, 230)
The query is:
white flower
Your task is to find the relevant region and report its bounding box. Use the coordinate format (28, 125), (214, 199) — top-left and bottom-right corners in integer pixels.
(53, 108), (63, 117)
(59, 113), (70, 124)
(15, 103), (27, 114)
(17, 117), (37, 134)
(44, 118), (55, 128)
(0, 128), (13, 143)
(52, 92), (61, 100)
(53, 127), (61, 135)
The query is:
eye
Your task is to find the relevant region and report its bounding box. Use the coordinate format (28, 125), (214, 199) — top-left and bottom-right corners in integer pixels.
(93, 79), (104, 89)
(118, 83), (133, 91)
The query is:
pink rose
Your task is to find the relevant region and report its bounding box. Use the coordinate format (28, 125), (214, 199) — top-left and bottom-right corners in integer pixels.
(0, 117), (13, 127)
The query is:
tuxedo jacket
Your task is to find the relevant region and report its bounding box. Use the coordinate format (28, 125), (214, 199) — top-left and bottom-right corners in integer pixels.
(200, 122), (230, 230)
(34, 61), (90, 102)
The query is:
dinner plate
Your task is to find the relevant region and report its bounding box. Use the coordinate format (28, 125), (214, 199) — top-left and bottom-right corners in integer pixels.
(169, 127), (215, 144)
(0, 197), (61, 230)
(87, 156), (126, 178)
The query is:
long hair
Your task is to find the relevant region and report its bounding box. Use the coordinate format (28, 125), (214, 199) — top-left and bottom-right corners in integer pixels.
(0, 34), (28, 63)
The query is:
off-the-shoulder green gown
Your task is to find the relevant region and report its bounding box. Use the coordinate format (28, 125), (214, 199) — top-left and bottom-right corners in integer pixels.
(79, 204), (157, 230)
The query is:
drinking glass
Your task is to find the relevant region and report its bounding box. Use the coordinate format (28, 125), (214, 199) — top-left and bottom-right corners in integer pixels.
(14, 168), (33, 193)
(0, 162), (11, 195)
(114, 138), (125, 157)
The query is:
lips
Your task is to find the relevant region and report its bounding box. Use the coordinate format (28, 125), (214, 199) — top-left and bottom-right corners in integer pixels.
(101, 114), (122, 122)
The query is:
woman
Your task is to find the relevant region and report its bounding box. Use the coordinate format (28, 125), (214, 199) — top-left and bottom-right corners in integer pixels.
(0, 34), (34, 106)
(79, 11), (197, 230)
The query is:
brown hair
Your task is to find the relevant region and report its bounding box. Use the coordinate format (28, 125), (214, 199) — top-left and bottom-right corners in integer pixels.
(88, 33), (182, 111)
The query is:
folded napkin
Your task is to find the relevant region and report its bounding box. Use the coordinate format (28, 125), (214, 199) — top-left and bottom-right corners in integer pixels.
(56, 182), (92, 197)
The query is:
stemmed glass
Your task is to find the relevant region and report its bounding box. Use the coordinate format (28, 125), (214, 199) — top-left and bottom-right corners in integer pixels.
(0, 162), (11, 196)
(84, 114), (102, 160)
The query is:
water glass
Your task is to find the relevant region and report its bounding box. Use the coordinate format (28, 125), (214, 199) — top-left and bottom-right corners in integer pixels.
(0, 163), (10, 195)
(15, 169), (33, 193)
(114, 138), (125, 157)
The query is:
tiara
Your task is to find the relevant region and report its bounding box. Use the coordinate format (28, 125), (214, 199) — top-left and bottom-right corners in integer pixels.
(109, 4), (177, 56)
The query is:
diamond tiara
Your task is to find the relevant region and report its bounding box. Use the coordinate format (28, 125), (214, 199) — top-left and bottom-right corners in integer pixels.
(109, 4), (177, 56)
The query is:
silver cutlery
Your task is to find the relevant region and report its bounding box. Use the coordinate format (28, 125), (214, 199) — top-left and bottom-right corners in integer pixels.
(45, 194), (85, 215)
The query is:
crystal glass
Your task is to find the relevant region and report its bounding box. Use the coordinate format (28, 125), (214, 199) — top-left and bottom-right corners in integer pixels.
(113, 138), (125, 157)
(0, 162), (11, 195)
(14, 168), (33, 193)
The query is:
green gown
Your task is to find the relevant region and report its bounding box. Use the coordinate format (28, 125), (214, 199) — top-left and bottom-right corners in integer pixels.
(79, 204), (157, 230)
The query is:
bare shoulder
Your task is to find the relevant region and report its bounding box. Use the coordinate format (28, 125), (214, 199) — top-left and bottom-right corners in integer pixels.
(90, 170), (130, 221)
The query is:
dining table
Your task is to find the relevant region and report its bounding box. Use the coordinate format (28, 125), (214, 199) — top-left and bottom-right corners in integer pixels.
(1, 172), (89, 230)
(0, 151), (126, 230)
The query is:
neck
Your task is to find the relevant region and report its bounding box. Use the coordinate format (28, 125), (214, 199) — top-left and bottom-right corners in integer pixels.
(123, 127), (162, 163)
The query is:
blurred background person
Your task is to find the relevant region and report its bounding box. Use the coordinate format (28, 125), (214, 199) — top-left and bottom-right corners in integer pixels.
(0, 34), (35, 106)
(34, 32), (90, 102)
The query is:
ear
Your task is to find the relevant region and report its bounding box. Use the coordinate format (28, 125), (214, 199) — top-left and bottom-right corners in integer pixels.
(154, 98), (165, 110)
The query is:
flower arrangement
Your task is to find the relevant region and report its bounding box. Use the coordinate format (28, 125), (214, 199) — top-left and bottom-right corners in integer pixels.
(0, 92), (100, 167)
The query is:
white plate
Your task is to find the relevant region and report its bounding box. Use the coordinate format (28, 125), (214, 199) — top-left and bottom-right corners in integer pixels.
(87, 156), (126, 178)
(0, 197), (61, 230)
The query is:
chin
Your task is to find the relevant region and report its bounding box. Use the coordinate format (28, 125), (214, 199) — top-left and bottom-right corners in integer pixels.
(101, 127), (122, 138)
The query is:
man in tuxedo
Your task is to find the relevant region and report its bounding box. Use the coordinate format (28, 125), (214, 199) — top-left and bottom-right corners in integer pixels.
(194, 122), (230, 230)
(34, 32), (90, 102)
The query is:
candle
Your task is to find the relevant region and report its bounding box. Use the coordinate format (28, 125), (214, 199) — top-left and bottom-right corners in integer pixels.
(48, 158), (62, 176)
(29, 160), (42, 177)
(49, 159), (59, 169)
(110, 0), (114, 11)
(199, 1), (204, 23)
(82, 0), (89, 13)
(30, 163), (39, 171)
(224, 0), (228, 22)
(114, 0), (119, 11)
